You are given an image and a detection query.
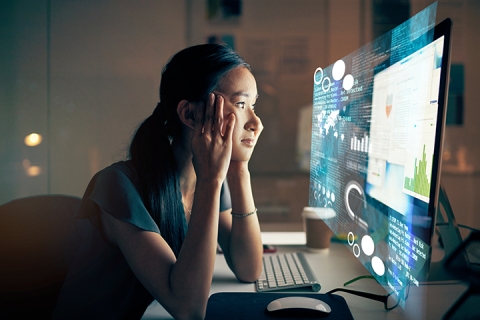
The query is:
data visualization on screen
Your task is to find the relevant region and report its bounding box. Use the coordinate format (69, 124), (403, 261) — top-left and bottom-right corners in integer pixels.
(308, 2), (451, 308)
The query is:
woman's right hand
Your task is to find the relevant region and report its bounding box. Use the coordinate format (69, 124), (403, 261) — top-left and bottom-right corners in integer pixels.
(191, 93), (236, 183)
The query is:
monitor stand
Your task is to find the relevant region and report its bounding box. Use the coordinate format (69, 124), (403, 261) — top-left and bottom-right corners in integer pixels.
(424, 184), (469, 283)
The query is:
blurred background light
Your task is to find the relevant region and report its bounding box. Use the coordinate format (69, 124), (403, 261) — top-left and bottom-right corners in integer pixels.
(24, 133), (42, 147)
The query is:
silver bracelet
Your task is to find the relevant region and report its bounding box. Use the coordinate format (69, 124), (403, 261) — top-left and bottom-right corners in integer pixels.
(231, 208), (257, 218)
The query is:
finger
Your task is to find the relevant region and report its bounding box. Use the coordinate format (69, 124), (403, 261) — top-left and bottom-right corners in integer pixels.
(215, 95), (225, 135)
(193, 99), (206, 134)
(203, 93), (215, 134)
(224, 113), (236, 142)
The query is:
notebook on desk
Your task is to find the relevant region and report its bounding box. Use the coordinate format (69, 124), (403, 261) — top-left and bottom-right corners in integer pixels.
(205, 292), (353, 320)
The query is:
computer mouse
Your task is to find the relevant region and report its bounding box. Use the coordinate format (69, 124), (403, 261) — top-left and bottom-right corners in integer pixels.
(266, 296), (331, 317)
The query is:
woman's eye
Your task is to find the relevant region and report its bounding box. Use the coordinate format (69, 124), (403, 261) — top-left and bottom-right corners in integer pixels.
(236, 102), (245, 109)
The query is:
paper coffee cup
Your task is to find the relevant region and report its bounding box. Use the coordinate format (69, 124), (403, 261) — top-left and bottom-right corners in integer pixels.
(302, 207), (335, 252)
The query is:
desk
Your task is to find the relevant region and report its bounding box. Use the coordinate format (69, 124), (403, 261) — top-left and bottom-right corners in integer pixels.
(142, 234), (467, 320)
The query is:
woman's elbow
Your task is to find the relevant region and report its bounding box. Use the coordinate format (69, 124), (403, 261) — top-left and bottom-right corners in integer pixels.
(234, 263), (262, 283)
(236, 273), (258, 283)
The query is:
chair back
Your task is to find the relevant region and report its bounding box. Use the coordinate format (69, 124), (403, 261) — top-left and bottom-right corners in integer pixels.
(0, 194), (83, 318)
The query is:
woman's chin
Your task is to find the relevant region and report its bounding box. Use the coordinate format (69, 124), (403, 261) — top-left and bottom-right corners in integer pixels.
(231, 151), (254, 163)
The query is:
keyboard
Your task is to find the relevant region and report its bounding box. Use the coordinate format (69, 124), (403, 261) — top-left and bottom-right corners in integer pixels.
(256, 252), (321, 292)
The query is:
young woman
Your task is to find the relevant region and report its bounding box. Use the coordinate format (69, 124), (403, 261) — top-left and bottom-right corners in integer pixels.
(53, 44), (264, 319)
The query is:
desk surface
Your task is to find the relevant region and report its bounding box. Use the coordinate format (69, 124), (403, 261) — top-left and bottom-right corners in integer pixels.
(142, 233), (467, 320)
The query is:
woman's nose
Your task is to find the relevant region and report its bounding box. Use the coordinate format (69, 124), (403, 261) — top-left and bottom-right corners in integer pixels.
(245, 111), (263, 132)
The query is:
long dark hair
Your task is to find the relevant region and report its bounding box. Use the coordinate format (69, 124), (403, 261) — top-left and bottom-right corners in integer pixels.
(128, 44), (250, 256)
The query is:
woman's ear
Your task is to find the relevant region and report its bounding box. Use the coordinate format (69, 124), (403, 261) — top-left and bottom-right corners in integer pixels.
(176, 100), (195, 129)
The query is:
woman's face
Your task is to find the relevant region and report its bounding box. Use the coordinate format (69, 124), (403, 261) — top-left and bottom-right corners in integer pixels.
(214, 66), (263, 162)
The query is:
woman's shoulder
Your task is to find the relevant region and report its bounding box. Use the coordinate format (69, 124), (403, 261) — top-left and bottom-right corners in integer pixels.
(79, 160), (160, 234)
(100, 160), (138, 185)
(88, 160), (141, 194)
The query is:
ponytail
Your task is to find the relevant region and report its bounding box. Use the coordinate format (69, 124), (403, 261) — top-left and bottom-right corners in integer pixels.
(129, 102), (186, 257)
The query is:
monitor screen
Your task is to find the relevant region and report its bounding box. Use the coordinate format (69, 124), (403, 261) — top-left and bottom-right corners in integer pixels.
(308, 5), (451, 308)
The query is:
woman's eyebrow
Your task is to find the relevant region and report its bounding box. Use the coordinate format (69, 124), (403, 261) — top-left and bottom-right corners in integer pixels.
(231, 92), (259, 99)
(213, 90), (259, 99)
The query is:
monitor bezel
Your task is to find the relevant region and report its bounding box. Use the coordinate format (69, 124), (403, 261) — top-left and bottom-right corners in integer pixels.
(427, 17), (452, 236)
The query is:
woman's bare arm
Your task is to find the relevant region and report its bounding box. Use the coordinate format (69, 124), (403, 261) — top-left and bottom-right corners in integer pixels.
(218, 161), (263, 283)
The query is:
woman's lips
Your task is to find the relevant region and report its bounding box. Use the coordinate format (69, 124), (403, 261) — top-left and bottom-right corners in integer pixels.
(241, 138), (256, 146)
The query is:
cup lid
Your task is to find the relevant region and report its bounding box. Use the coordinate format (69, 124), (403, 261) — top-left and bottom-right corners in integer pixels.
(302, 207), (336, 220)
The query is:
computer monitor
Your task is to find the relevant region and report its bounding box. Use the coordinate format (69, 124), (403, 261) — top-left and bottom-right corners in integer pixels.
(309, 4), (453, 308)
